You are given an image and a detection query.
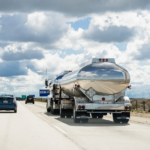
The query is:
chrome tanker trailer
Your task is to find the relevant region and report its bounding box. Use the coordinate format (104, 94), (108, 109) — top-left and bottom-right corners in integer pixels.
(45, 58), (132, 123)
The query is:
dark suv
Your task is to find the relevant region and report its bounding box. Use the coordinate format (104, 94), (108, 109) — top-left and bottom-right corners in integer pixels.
(25, 96), (34, 104)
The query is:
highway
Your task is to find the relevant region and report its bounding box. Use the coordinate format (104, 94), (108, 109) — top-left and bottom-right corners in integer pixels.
(0, 101), (150, 150)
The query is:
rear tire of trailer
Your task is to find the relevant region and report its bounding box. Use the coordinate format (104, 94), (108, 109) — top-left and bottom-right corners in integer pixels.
(98, 114), (103, 119)
(81, 112), (89, 123)
(113, 114), (120, 124)
(91, 114), (97, 118)
(67, 115), (72, 118)
(121, 119), (129, 124)
(73, 105), (80, 123)
(81, 119), (88, 123)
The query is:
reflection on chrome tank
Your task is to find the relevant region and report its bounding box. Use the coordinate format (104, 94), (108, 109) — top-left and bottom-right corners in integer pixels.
(56, 59), (130, 97)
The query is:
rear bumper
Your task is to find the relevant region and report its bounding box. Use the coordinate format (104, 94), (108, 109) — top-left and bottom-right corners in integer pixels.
(76, 103), (132, 111)
(26, 101), (34, 103)
(0, 104), (17, 110)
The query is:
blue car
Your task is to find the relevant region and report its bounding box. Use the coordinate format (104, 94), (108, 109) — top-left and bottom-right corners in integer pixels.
(0, 95), (17, 113)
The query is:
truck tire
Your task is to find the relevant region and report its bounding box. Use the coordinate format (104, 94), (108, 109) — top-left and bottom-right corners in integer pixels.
(73, 105), (80, 123)
(67, 115), (72, 118)
(98, 114), (103, 119)
(47, 108), (51, 112)
(91, 114), (97, 118)
(81, 112), (89, 123)
(82, 119), (88, 123)
(50, 99), (54, 114)
(14, 109), (17, 113)
(113, 114), (120, 123)
(121, 112), (130, 124)
(122, 119), (129, 124)
(60, 105), (65, 118)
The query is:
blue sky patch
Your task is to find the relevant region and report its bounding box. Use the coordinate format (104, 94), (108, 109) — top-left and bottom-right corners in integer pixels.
(114, 43), (127, 51)
(67, 17), (91, 31)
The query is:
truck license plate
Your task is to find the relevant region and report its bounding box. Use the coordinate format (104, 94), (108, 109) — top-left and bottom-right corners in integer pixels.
(3, 101), (8, 103)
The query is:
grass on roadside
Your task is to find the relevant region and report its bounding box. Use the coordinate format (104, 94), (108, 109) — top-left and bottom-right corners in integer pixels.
(35, 98), (46, 103)
(131, 109), (150, 114)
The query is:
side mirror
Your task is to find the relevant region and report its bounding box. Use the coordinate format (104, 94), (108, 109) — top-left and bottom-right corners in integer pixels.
(45, 79), (48, 87)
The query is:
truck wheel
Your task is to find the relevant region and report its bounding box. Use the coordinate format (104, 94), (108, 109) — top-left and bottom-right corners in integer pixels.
(47, 108), (51, 112)
(73, 105), (80, 123)
(67, 115), (72, 118)
(60, 105), (65, 118)
(81, 119), (88, 123)
(51, 100), (55, 114)
(14, 109), (17, 113)
(81, 112), (89, 123)
(91, 114), (97, 118)
(121, 119), (129, 124)
(113, 114), (120, 124)
(98, 114), (103, 119)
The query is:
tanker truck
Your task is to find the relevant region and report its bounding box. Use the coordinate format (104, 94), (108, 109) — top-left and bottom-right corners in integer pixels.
(45, 58), (132, 123)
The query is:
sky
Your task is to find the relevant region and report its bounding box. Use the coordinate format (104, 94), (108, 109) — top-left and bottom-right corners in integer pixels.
(0, 0), (150, 98)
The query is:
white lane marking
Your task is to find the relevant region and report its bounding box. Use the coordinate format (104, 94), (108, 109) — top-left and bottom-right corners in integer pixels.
(38, 114), (41, 117)
(55, 126), (66, 134)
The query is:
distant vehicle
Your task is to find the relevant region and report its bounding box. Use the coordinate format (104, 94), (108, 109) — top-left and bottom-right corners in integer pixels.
(0, 95), (17, 113)
(25, 96), (34, 104)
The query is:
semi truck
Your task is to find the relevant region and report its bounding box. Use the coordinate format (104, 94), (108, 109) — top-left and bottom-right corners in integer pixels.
(45, 58), (132, 123)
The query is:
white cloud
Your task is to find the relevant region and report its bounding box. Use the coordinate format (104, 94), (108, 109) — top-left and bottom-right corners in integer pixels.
(0, 9), (150, 98)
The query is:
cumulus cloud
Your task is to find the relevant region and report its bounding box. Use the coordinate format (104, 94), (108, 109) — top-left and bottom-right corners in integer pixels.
(0, 61), (28, 77)
(0, 0), (150, 16)
(134, 42), (150, 60)
(0, 12), (69, 46)
(83, 25), (136, 43)
(2, 49), (44, 61)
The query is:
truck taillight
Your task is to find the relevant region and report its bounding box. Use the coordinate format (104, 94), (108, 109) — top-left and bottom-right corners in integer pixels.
(129, 106), (132, 110)
(125, 106), (129, 110)
(75, 84), (80, 88)
(78, 105), (81, 109)
(128, 85), (132, 89)
(82, 105), (85, 109)
(102, 97), (105, 101)
(99, 59), (108, 62)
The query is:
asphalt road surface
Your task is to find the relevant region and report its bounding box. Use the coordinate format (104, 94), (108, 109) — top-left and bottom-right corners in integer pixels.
(0, 101), (150, 150)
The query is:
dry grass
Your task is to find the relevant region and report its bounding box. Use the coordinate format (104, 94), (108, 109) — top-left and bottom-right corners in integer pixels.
(35, 98), (47, 103)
